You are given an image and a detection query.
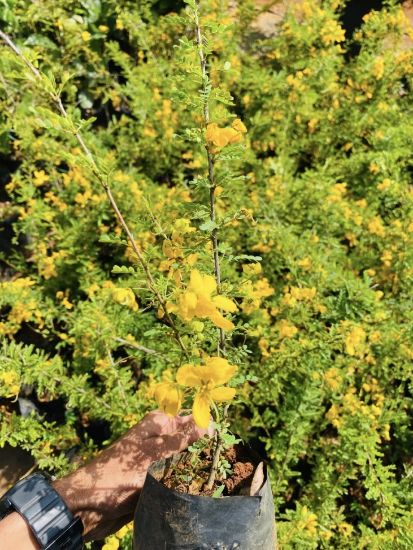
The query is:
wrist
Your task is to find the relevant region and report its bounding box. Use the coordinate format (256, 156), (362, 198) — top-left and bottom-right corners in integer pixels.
(51, 439), (156, 541)
(1, 511), (40, 549)
(53, 476), (93, 537)
(0, 473), (84, 549)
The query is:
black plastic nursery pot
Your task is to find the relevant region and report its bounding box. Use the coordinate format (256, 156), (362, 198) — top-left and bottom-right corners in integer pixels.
(134, 451), (277, 550)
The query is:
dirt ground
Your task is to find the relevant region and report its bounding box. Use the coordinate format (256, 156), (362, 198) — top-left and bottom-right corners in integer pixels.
(0, 445), (34, 496)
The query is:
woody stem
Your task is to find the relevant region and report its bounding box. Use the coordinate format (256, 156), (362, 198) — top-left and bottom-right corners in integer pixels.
(205, 403), (225, 491)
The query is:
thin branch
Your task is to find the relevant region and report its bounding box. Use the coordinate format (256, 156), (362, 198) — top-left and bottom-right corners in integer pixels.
(194, 2), (229, 490)
(194, 6), (225, 356)
(142, 196), (169, 239)
(114, 337), (173, 363)
(0, 29), (188, 358)
(107, 349), (128, 404)
(207, 437), (223, 489)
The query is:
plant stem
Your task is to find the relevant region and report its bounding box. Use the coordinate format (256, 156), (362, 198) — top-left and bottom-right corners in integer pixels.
(194, 5), (225, 356)
(0, 29), (188, 358)
(206, 435), (223, 490)
(193, 2), (227, 490)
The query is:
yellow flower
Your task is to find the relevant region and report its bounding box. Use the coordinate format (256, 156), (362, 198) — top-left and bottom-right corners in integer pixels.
(231, 118), (247, 134)
(338, 522), (353, 537)
(242, 263), (262, 276)
(321, 20), (345, 45)
(75, 190), (93, 207)
(277, 319), (298, 339)
(369, 162), (380, 174)
(172, 218), (196, 236)
(297, 505), (318, 536)
(86, 283), (100, 296)
(205, 118), (247, 149)
(345, 326), (366, 356)
(168, 269), (237, 330)
(116, 522), (133, 539)
(206, 123), (238, 147)
(298, 257), (312, 270)
(33, 170), (50, 187)
(162, 238), (182, 259)
(154, 381), (182, 416)
(0, 371), (20, 398)
(373, 57), (385, 79)
(324, 368), (341, 391)
(112, 288), (139, 311)
(81, 31), (92, 42)
(381, 250), (392, 266)
(326, 403), (341, 428)
(102, 536), (119, 550)
(368, 216), (386, 237)
(177, 357), (237, 428)
(241, 278), (274, 313)
(282, 286), (317, 307)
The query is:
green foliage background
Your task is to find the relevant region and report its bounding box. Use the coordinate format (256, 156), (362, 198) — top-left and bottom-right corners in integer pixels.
(1, 0), (413, 547)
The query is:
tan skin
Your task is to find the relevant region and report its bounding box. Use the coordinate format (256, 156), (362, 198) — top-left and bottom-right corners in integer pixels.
(0, 411), (207, 549)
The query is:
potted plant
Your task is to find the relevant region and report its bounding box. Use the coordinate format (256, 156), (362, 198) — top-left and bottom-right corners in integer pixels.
(134, 2), (276, 546)
(0, 1), (277, 547)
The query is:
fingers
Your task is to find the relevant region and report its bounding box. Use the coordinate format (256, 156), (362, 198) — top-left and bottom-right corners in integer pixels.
(137, 420), (206, 464)
(126, 410), (214, 446)
(133, 410), (180, 438)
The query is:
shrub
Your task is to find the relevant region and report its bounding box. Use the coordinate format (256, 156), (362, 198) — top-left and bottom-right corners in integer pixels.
(1, 0), (413, 547)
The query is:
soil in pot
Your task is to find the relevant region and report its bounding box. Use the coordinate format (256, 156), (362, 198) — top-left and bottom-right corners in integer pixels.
(161, 444), (260, 497)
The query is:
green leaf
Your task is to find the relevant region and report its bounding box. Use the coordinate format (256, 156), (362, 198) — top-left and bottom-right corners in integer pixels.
(212, 484), (225, 498)
(233, 255), (262, 262)
(112, 265), (136, 274)
(199, 219), (219, 232)
(221, 433), (241, 447)
(78, 92), (94, 110)
(24, 35), (59, 51)
(80, 0), (101, 23)
(183, 0), (196, 8)
(98, 234), (128, 245)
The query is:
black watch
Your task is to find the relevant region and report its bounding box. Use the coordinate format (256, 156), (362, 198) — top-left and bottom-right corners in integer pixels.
(0, 473), (84, 549)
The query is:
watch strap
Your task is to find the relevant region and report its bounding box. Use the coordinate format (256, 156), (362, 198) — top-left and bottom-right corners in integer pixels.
(0, 473), (84, 549)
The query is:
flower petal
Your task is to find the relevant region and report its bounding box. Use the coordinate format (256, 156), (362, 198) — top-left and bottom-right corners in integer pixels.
(202, 273), (218, 296)
(209, 310), (235, 330)
(231, 118), (247, 134)
(228, 131), (243, 145)
(154, 382), (182, 416)
(176, 364), (202, 387)
(189, 269), (216, 296)
(182, 291), (197, 311)
(204, 357), (237, 385)
(193, 392), (211, 429)
(210, 386), (236, 402)
(213, 295), (238, 312)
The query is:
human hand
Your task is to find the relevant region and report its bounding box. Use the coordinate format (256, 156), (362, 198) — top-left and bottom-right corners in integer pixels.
(54, 411), (208, 541)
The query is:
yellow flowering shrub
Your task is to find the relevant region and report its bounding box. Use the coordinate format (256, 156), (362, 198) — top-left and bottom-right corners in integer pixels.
(0, 0), (413, 548)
